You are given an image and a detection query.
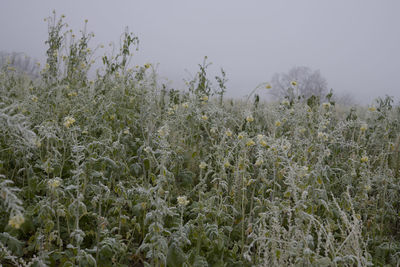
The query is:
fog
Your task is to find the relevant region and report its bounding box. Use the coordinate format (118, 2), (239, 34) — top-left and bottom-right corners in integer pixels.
(1, 0), (399, 104)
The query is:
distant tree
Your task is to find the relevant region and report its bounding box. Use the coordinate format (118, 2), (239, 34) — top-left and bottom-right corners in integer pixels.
(0, 51), (40, 78)
(332, 92), (356, 106)
(270, 66), (328, 101)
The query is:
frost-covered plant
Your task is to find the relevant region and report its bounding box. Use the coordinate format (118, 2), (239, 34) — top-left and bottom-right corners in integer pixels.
(0, 11), (399, 267)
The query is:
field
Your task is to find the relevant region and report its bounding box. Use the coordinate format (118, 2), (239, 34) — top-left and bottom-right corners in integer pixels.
(1, 15), (400, 266)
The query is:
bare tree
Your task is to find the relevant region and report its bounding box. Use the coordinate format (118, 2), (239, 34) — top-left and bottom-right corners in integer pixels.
(332, 92), (356, 106)
(270, 66), (328, 101)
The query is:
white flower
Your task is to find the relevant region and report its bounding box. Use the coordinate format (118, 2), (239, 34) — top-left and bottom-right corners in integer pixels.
(177, 196), (189, 206)
(199, 161), (207, 169)
(158, 126), (169, 137)
(8, 214), (25, 229)
(322, 102), (331, 109)
(48, 178), (62, 189)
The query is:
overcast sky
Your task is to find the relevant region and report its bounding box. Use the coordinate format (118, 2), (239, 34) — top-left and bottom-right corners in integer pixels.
(1, 0), (399, 104)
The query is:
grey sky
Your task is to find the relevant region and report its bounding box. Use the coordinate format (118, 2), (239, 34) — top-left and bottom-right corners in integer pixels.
(1, 0), (399, 104)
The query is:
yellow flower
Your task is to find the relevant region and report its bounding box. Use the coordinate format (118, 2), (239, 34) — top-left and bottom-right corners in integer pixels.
(123, 128), (130, 134)
(201, 115), (208, 121)
(67, 91), (78, 97)
(8, 214), (25, 229)
(223, 161), (231, 168)
(322, 102), (331, 109)
(48, 178), (61, 189)
(144, 63), (151, 69)
(31, 95), (38, 102)
(291, 81), (297, 86)
(238, 132), (245, 140)
(361, 156), (369, 163)
(259, 139), (267, 147)
(177, 196), (189, 206)
(201, 95), (209, 101)
(182, 102), (189, 108)
(225, 129), (232, 137)
(158, 126), (169, 137)
(246, 115), (254, 123)
(246, 139), (255, 147)
(275, 121), (281, 127)
(35, 139), (41, 148)
(167, 108), (174, 115)
(368, 106), (376, 112)
(255, 158), (264, 166)
(282, 100), (290, 106)
(318, 132), (328, 141)
(199, 161), (207, 169)
(298, 127), (306, 134)
(360, 124), (367, 132)
(63, 116), (76, 128)
(265, 83), (272, 89)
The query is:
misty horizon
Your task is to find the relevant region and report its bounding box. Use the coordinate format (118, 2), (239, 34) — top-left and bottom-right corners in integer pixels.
(1, 0), (399, 104)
